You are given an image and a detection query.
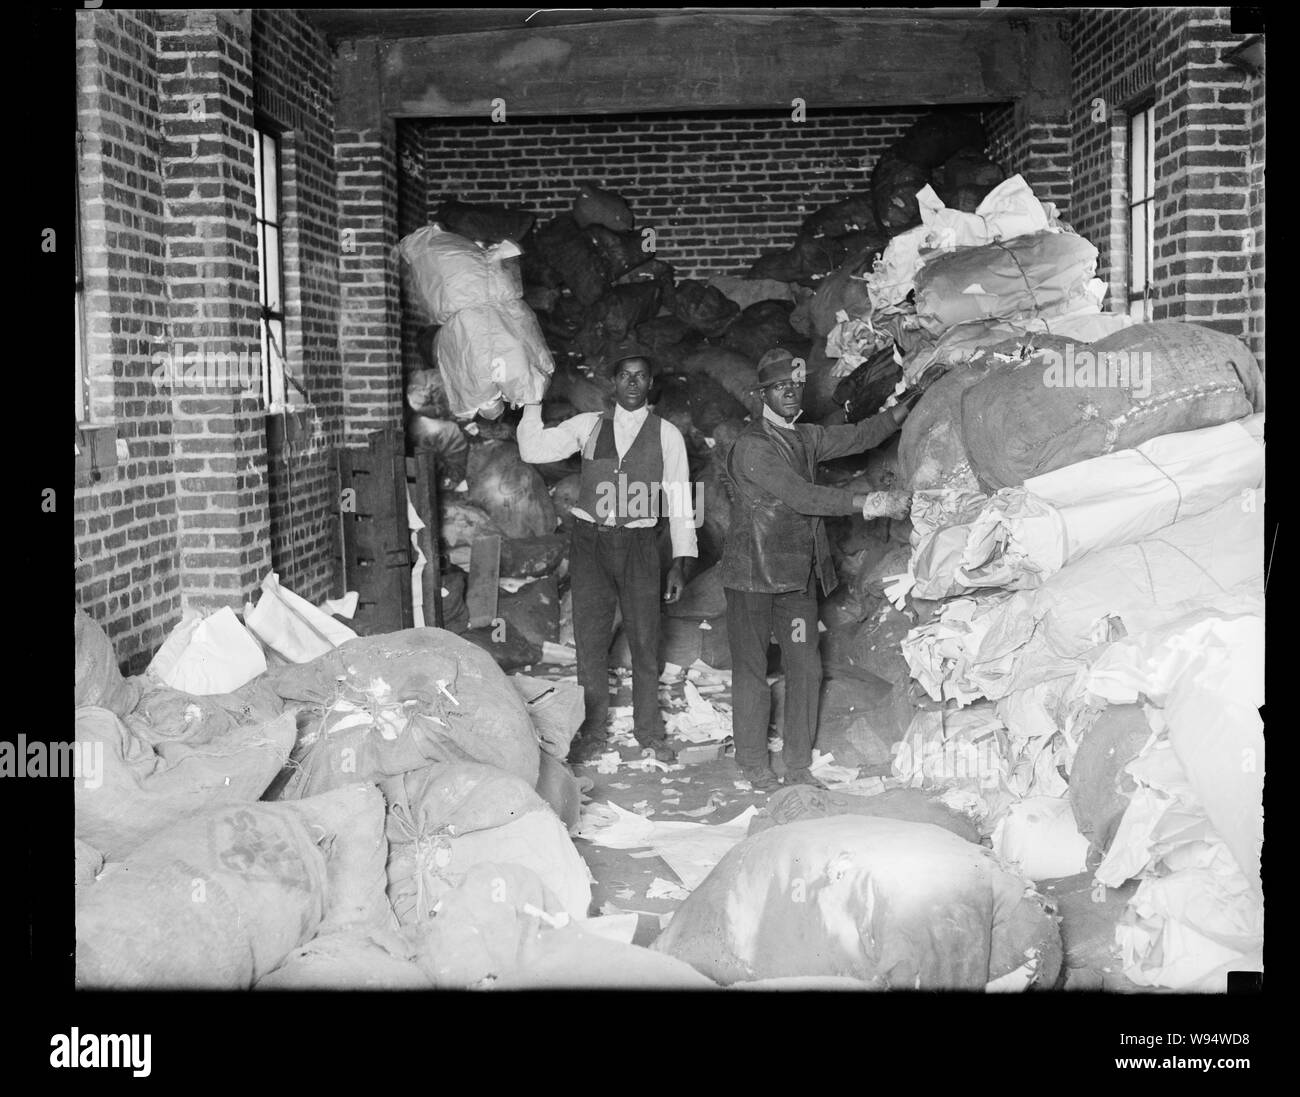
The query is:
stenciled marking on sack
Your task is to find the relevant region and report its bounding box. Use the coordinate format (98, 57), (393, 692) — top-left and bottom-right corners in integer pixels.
(212, 809), (314, 892)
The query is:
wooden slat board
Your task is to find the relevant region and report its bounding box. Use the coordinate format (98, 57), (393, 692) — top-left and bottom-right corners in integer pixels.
(466, 534), (502, 630)
(375, 12), (1071, 117)
(333, 428), (414, 635)
(332, 447), (355, 602)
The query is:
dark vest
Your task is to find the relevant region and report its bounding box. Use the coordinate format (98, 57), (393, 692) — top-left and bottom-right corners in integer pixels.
(575, 411), (665, 525)
(719, 418), (838, 596)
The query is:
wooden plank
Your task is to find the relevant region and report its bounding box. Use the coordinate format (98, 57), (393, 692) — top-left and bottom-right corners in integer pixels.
(377, 12), (1071, 117)
(388, 429), (416, 632)
(337, 429), (415, 635)
(334, 36), (385, 130)
(466, 534), (502, 630)
(333, 447), (357, 602)
(304, 7), (680, 44)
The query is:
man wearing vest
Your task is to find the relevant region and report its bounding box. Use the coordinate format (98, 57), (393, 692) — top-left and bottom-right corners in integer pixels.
(518, 356), (697, 765)
(721, 348), (912, 792)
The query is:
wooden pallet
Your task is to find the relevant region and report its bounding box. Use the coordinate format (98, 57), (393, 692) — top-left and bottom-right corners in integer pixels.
(332, 427), (413, 635)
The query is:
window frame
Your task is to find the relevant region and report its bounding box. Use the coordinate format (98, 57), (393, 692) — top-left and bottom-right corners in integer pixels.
(1126, 98), (1157, 322)
(253, 118), (289, 410)
(74, 126), (119, 481)
(75, 131), (89, 425)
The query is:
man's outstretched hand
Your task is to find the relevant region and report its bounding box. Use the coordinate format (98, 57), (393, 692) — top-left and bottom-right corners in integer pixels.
(852, 490), (913, 520)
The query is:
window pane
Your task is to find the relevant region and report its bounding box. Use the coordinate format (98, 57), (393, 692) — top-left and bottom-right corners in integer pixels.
(261, 132), (278, 223)
(76, 294), (85, 422)
(256, 217), (267, 304)
(1127, 296), (1152, 322)
(1130, 202), (1148, 292)
(75, 160), (87, 422)
(1130, 110), (1146, 200)
(253, 131), (264, 223)
(74, 195), (82, 284)
(264, 225), (282, 313)
(255, 127), (286, 410)
(260, 319), (272, 406)
(1144, 107), (1156, 199)
(268, 318), (286, 408)
(269, 317), (285, 362)
(1144, 197), (1155, 289)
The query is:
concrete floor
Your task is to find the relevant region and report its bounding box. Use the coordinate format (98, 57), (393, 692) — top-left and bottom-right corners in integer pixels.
(552, 666), (1139, 986)
(566, 669), (765, 947)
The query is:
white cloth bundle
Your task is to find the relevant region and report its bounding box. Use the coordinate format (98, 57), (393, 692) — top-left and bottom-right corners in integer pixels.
(906, 415), (1264, 600)
(902, 493), (1264, 704)
(397, 226), (554, 418)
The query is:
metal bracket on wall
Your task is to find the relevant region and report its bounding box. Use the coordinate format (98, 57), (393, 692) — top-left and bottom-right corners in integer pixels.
(74, 423), (119, 485)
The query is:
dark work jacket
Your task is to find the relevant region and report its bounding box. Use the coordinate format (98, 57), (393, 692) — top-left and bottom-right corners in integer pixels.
(719, 412), (899, 596)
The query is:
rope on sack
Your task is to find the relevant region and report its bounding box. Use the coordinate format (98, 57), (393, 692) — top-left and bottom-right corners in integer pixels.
(1144, 537), (1231, 596)
(991, 240), (1043, 320)
(185, 731), (294, 768)
(1132, 447), (1186, 526)
(182, 703), (307, 791)
(391, 800), (455, 924)
(989, 240), (1054, 354)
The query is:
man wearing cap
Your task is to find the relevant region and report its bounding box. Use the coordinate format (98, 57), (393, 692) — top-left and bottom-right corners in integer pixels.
(517, 355), (696, 765)
(720, 347), (911, 791)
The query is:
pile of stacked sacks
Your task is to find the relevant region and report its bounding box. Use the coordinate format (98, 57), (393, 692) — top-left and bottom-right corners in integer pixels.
(75, 606), (1067, 991)
(399, 178), (879, 672)
(740, 124), (1265, 989)
(397, 113), (1010, 677)
(871, 305), (1265, 988)
(74, 610), (722, 988)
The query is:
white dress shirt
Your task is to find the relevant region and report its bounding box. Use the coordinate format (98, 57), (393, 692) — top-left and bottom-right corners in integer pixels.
(517, 403), (698, 559)
(762, 403), (803, 429)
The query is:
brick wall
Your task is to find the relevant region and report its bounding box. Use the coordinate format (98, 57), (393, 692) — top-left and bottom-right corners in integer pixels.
(252, 8), (344, 604)
(336, 112), (404, 444)
(983, 106), (1074, 221)
(1069, 7), (1264, 367)
(75, 8), (180, 672)
(978, 16), (1075, 220)
(75, 8), (347, 669)
(397, 120), (429, 380)
(155, 10), (272, 614)
(1245, 42), (1264, 365)
(417, 108), (928, 281)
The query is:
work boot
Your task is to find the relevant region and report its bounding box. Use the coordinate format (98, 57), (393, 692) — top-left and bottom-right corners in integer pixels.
(568, 734), (611, 766)
(739, 765), (781, 793)
(782, 767), (828, 789)
(637, 738), (677, 764)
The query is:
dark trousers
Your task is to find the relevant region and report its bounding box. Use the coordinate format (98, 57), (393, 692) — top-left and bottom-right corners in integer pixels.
(570, 520), (664, 744)
(725, 574), (821, 771)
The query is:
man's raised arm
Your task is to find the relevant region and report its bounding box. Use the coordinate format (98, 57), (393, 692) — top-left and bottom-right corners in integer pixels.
(515, 403), (599, 464)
